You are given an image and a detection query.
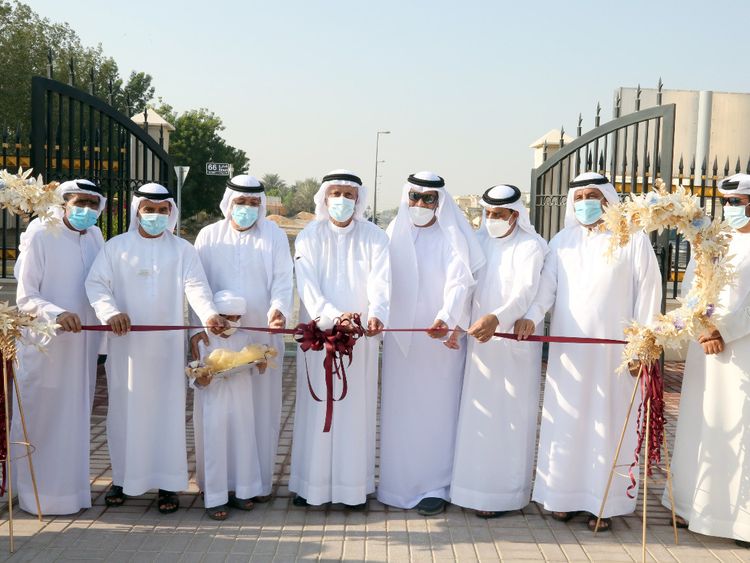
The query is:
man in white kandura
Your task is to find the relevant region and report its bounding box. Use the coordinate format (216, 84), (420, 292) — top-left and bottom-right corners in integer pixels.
(86, 183), (228, 514)
(518, 172), (661, 531)
(450, 184), (547, 519)
(378, 171), (483, 516)
(192, 290), (265, 521)
(664, 173), (750, 548)
(11, 179), (105, 515)
(290, 170), (390, 509)
(190, 175), (293, 503)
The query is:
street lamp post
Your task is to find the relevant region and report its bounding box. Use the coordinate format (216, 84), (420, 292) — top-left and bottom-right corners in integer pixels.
(373, 130), (390, 225)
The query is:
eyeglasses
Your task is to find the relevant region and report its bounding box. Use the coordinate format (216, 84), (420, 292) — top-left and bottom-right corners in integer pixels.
(724, 197), (749, 207)
(408, 192), (438, 205)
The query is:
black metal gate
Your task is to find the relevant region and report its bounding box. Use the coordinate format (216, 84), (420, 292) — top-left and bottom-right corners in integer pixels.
(529, 101), (677, 302)
(0, 76), (174, 278)
(30, 76), (174, 241)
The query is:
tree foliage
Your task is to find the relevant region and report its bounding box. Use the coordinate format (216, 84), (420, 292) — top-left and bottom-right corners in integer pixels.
(155, 103), (249, 218)
(0, 0), (155, 130)
(283, 178), (319, 216)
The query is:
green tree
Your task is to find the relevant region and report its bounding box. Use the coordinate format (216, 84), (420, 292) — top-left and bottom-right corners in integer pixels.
(261, 173), (288, 198)
(0, 0), (155, 129)
(158, 105), (249, 218)
(283, 178), (319, 216)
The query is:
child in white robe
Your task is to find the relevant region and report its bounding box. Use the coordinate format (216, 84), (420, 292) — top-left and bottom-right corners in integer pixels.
(192, 290), (265, 520)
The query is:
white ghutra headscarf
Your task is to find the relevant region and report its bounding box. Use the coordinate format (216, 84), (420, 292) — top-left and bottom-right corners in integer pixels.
(386, 171), (486, 355)
(128, 183), (178, 233)
(312, 169), (369, 222)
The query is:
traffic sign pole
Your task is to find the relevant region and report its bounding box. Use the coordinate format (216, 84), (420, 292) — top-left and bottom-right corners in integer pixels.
(174, 166), (190, 237)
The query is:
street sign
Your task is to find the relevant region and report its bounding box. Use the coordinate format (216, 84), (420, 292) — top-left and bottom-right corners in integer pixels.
(205, 162), (231, 176)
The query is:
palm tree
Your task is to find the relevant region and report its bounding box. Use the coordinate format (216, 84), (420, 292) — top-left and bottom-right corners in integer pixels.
(261, 173), (288, 198)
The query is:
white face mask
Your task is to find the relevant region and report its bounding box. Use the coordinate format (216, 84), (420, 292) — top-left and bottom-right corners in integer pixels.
(409, 206), (436, 227)
(221, 319), (241, 336)
(485, 217), (513, 238)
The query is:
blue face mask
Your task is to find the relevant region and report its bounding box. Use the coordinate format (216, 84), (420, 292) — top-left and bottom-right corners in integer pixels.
(139, 212), (170, 236)
(723, 204), (750, 230)
(328, 196), (355, 222)
(231, 204), (259, 229)
(67, 205), (99, 231)
(574, 199), (604, 225)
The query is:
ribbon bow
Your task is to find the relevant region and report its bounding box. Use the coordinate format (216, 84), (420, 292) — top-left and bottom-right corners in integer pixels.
(294, 315), (365, 432)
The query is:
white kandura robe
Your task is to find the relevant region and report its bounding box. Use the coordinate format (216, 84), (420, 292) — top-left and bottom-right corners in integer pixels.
(526, 226), (661, 517)
(193, 218), (293, 495)
(85, 230), (218, 496)
(290, 219), (390, 506)
(664, 232), (750, 541)
(450, 228), (546, 512)
(378, 222), (472, 508)
(11, 219), (103, 514)
(192, 332), (264, 508)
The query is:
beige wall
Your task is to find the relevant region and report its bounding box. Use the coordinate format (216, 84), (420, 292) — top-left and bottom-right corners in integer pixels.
(617, 87), (750, 171)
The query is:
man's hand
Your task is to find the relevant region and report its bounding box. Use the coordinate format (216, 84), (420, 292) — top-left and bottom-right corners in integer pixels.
(268, 309), (286, 330)
(190, 332), (209, 361)
(427, 319), (450, 339)
(698, 328), (725, 355)
(366, 317), (384, 337)
(195, 373), (213, 387)
(443, 328), (462, 350)
(206, 314), (230, 336)
(468, 314), (499, 343)
(56, 311), (82, 333)
(107, 313), (131, 336)
(514, 318), (536, 341)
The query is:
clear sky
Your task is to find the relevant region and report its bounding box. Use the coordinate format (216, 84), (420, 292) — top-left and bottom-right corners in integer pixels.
(26, 0), (750, 209)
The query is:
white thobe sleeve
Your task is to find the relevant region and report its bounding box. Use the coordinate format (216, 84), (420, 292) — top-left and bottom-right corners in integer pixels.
(14, 232), (65, 323)
(491, 242), (545, 325)
(182, 244), (219, 324)
(716, 290), (750, 344)
(525, 245), (558, 328)
(85, 245), (122, 324)
(366, 233), (391, 325)
(632, 234), (662, 325)
(267, 227), (294, 322)
(435, 245), (473, 329)
(294, 232), (343, 320)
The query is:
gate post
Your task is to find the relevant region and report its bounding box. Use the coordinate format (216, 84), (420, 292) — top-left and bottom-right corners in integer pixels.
(30, 77), (46, 176)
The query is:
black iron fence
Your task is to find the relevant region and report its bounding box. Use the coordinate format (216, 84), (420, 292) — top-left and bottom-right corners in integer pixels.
(530, 82), (747, 299)
(0, 59), (173, 277)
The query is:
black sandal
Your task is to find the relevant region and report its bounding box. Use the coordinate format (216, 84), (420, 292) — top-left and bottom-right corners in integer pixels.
(227, 492), (254, 511)
(206, 504), (229, 521)
(292, 495), (309, 507)
(476, 510), (507, 519)
(588, 515), (611, 532)
(550, 511), (578, 522)
(105, 485), (125, 507)
(158, 489), (180, 514)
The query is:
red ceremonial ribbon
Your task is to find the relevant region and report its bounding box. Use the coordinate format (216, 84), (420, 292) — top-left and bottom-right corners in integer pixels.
(0, 357), (14, 496)
(293, 316), (365, 432)
(77, 321), (662, 496)
(626, 361), (665, 498)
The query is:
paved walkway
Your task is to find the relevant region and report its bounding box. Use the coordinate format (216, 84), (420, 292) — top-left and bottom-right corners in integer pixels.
(0, 356), (748, 562)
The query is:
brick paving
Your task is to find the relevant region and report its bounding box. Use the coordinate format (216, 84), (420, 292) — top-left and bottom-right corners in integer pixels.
(0, 353), (748, 561)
